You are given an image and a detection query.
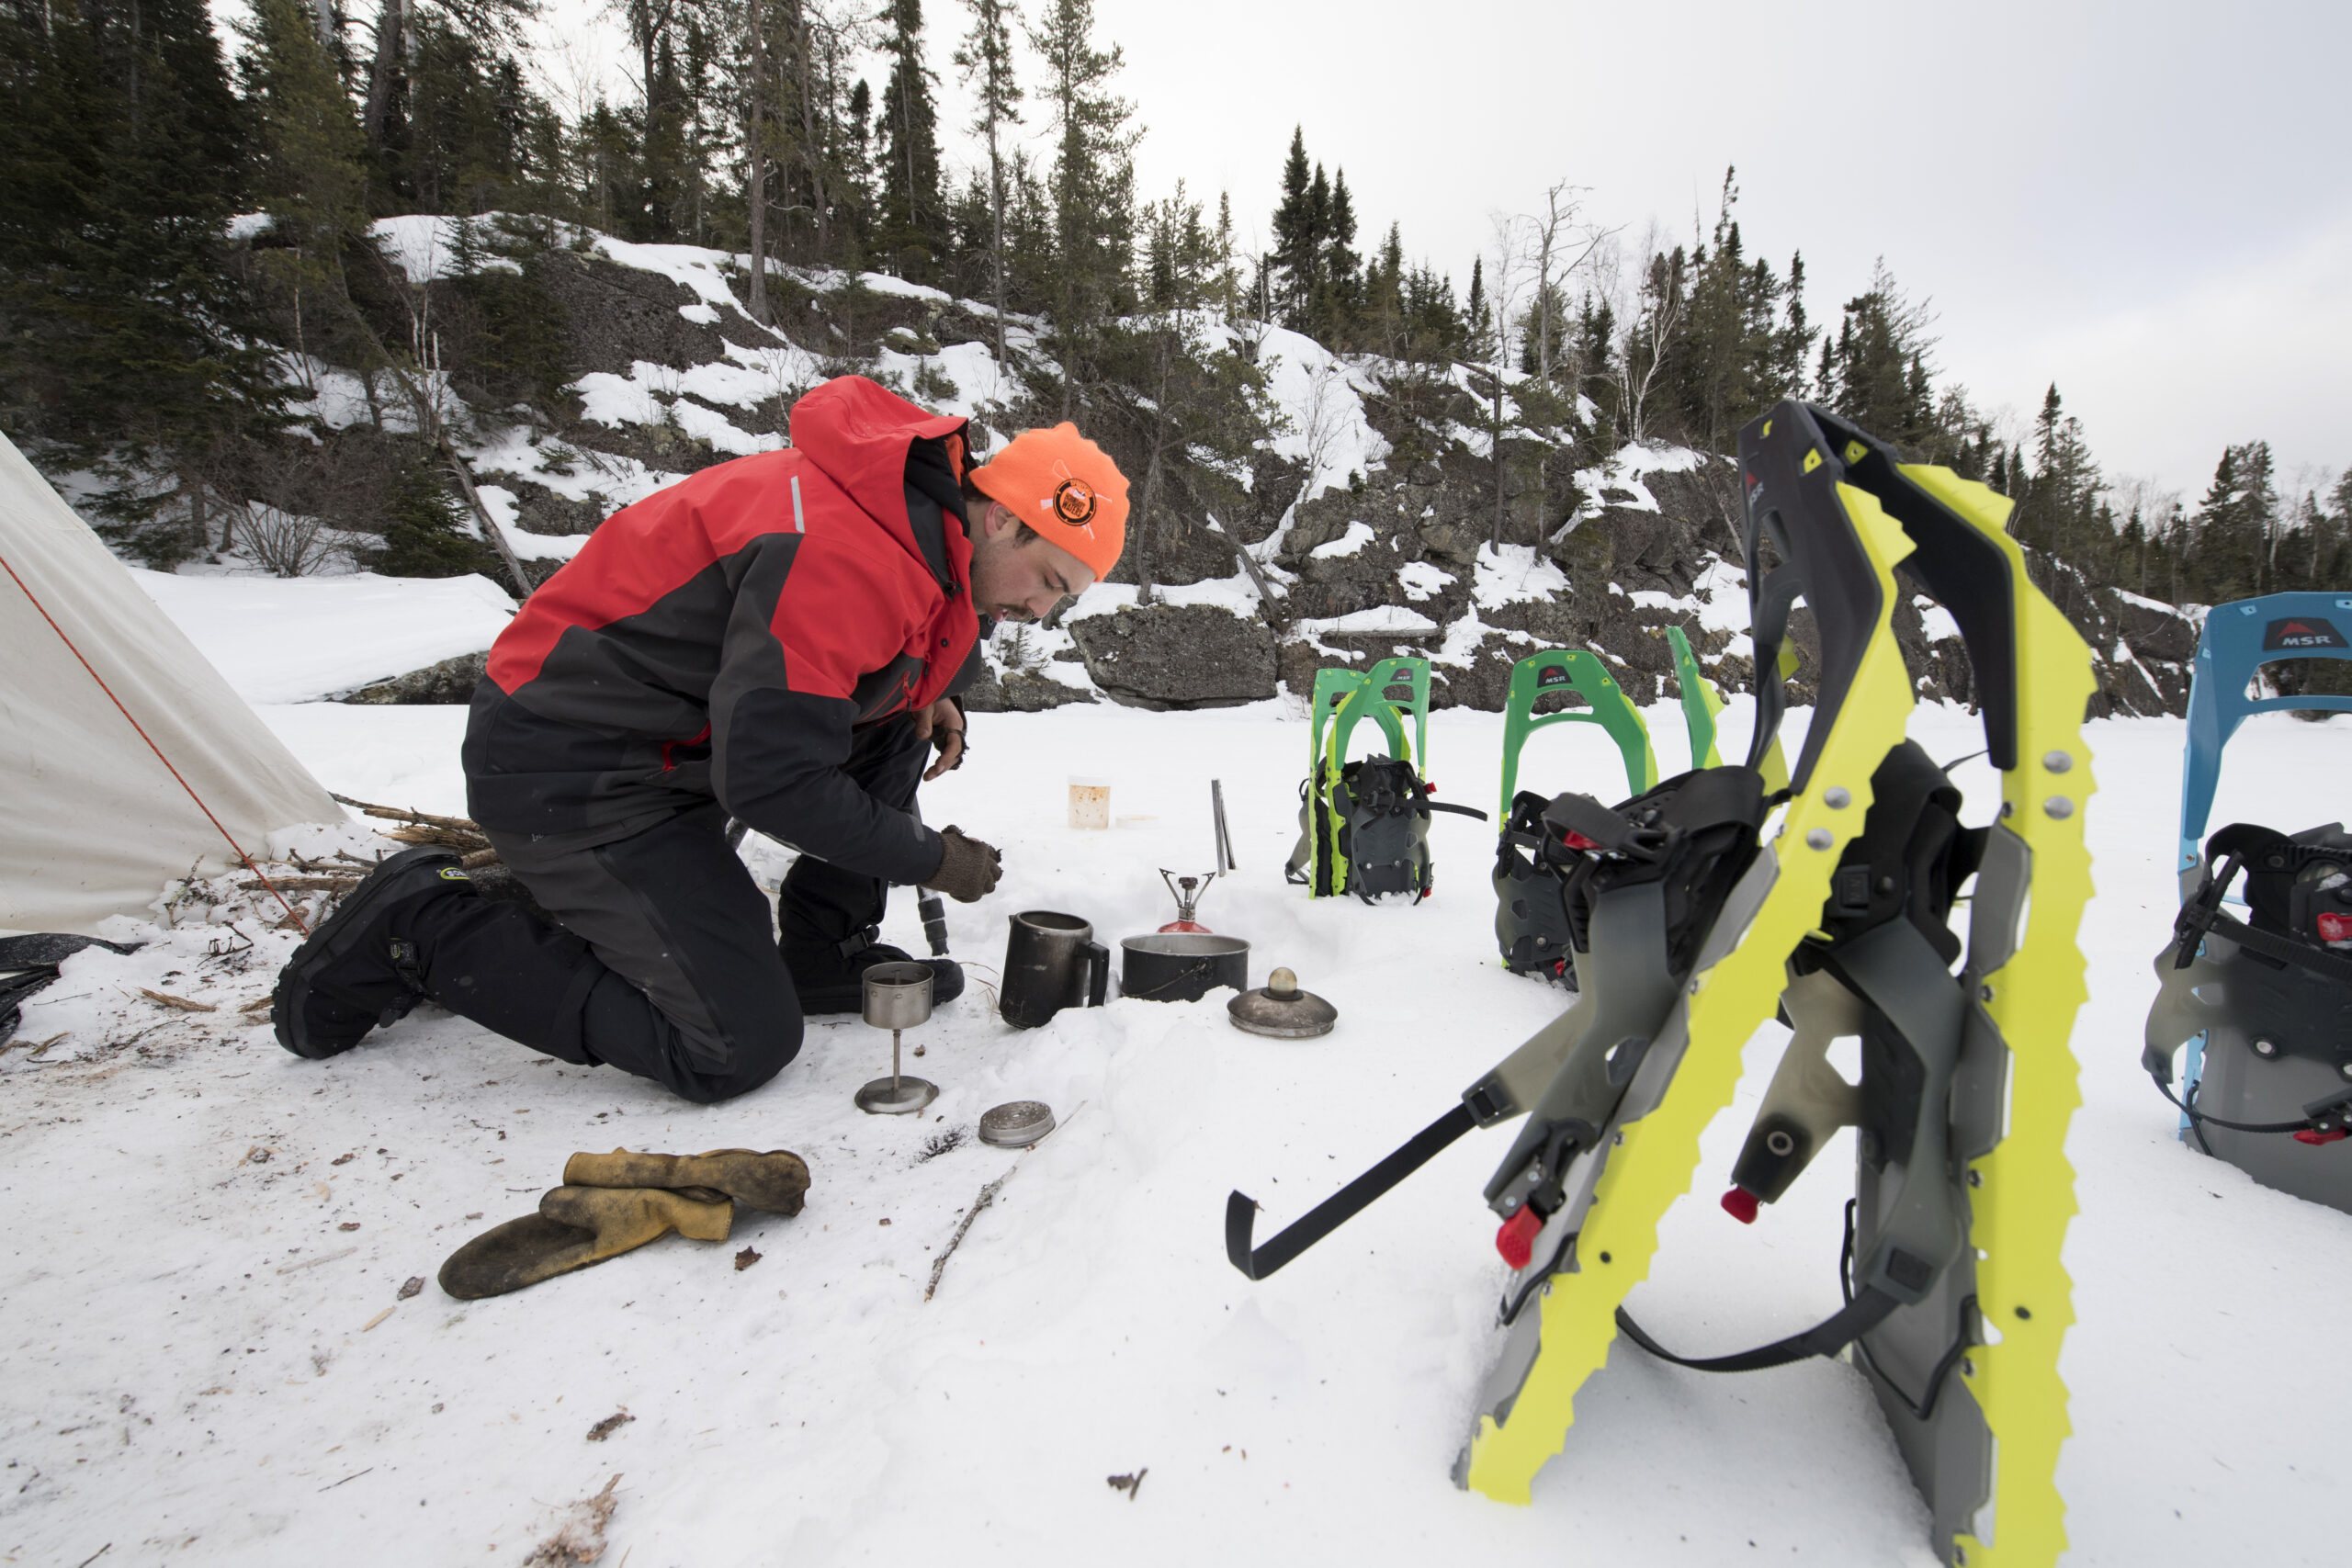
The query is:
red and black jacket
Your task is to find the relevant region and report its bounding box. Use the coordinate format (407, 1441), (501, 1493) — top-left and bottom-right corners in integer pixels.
(463, 377), (981, 885)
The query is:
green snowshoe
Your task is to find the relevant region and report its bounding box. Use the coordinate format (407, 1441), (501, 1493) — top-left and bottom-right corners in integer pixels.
(1286, 659), (1484, 901)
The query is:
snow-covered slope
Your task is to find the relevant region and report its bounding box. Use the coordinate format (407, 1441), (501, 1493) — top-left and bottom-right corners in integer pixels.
(5, 697), (2349, 1563)
(131, 569), (516, 704)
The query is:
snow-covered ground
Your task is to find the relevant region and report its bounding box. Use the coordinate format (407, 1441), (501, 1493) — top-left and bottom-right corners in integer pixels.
(7, 616), (2352, 1562)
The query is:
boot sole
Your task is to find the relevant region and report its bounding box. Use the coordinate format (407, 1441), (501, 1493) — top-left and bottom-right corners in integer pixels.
(272, 846), (465, 1061)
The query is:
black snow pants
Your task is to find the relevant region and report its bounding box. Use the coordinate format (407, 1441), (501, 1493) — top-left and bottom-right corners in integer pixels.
(405, 716), (932, 1103)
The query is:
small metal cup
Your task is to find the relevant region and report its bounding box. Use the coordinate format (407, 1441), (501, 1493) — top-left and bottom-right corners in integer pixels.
(862, 961), (934, 1029)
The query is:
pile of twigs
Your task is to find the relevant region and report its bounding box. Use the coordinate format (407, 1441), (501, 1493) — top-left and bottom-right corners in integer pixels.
(329, 794), (501, 868)
(230, 797), (503, 907)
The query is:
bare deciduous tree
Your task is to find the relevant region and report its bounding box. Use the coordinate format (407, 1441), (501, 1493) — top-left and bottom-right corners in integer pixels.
(243, 503), (341, 577)
(1613, 222), (1686, 443)
(1484, 212), (1531, 547)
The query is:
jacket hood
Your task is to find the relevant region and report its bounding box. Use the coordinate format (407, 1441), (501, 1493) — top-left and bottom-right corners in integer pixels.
(789, 375), (970, 574)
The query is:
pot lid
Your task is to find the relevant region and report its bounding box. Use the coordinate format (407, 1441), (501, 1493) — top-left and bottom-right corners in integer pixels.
(978, 1100), (1057, 1147)
(1227, 966), (1338, 1038)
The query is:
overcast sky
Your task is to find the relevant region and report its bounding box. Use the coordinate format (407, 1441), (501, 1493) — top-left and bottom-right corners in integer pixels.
(522, 0), (2348, 504)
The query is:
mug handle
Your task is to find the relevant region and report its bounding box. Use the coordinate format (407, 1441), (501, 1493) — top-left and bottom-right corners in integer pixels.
(1082, 941), (1110, 1008)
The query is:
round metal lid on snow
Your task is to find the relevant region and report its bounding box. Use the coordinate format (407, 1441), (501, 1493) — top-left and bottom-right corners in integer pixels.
(978, 1100), (1057, 1147)
(1227, 966), (1338, 1038)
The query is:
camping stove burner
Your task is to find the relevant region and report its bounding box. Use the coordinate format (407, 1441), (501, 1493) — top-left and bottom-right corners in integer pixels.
(978, 1100), (1057, 1147)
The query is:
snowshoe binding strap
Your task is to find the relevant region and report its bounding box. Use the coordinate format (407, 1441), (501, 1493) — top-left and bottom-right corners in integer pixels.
(1225, 1103), (1479, 1280)
(1494, 792), (1581, 982)
(1620, 740), (1983, 1370)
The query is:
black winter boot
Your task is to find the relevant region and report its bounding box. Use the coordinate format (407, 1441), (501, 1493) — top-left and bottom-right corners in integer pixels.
(272, 847), (474, 1060)
(780, 930), (965, 1015)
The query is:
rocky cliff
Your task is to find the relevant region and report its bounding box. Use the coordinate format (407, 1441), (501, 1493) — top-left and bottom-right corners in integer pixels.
(347, 221), (2201, 721)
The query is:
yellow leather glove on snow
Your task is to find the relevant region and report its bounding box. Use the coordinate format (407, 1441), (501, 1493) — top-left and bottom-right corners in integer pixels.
(438, 1184), (733, 1300)
(562, 1147), (810, 1215)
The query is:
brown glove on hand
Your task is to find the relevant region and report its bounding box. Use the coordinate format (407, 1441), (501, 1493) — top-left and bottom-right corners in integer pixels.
(922, 825), (1001, 903)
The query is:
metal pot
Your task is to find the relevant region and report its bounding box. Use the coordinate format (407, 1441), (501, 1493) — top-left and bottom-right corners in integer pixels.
(1120, 932), (1250, 1003)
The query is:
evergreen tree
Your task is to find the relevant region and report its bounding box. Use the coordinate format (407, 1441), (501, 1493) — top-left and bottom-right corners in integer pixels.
(1464, 255), (1490, 359)
(370, 457), (500, 575)
(1816, 260), (1934, 447)
(0, 0), (286, 558)
(1210, 188), (1240, 319)
(616, 0), (708, 239)
(1400, 262), (1461, 363)
(2009, 384), (2100, 558)
(1775, 251), (1811, 397)
(1310, 166), (1359, 344)
(953, 0), (1021, 363)
(1269, 126), (1314, 324)
(1115, 180), (1268, 600)
(1027, 0), (1135, 414)
(1573, 291), (1618, 436)
(2190, 444), (2263, 604)
(877, 0), (947, 281)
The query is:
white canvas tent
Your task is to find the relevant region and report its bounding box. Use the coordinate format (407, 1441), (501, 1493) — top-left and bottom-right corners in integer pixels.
(0, 433), (341, 934)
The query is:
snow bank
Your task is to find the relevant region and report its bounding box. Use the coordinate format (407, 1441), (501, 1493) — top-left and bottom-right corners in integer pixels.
(588, 235), (763, 326)
(1569, 441), (1709, 525)
(1061, 572), (1266, 624)
(132, 569), (515, 704)
(370, 215), (522, 287)
(1472, 542), (1567, 609)
(1397, 561), (1454, 602)
(1250, 326), (1390, 503)
(471, 485), (590, 565)
(1295, 604), (1440, 637)
(1308, 521), (1376, 559)
(464, 425), (686, 516)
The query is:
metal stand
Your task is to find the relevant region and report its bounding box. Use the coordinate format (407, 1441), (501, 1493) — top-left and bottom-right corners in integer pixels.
(855, 1028), (938, 1114)
(857, 961), (938, 1115)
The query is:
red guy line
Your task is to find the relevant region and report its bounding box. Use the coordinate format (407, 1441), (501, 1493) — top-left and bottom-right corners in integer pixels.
(0, 547), (310, 934)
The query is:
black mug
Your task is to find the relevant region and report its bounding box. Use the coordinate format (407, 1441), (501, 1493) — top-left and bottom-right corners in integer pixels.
(1001, 910), (1110, 1029)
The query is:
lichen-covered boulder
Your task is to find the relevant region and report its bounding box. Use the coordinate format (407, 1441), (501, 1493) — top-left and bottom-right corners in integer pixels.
(1068, 602), (1278, 710)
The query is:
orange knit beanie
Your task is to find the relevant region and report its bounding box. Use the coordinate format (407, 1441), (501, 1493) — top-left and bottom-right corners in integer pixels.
(967, 423), (1128, 580)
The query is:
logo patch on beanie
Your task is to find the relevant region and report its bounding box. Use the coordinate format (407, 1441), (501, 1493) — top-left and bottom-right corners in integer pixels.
(1052, 477), (1097, 526)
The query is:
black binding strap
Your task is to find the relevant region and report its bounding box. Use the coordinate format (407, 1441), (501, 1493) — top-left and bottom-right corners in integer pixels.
(2153, 1074), (2352, 1137)
(1227, 1103), (1477, 1280)
(1615, 1199), (1978, 1420)
(2195, 907), (2352, 987)
(1614, 1287), (1900, 1375)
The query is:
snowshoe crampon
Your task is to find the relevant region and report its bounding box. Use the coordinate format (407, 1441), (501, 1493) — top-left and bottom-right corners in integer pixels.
(2144, 591), (2352, 1213)
(1227, 401), (2098, 1566)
